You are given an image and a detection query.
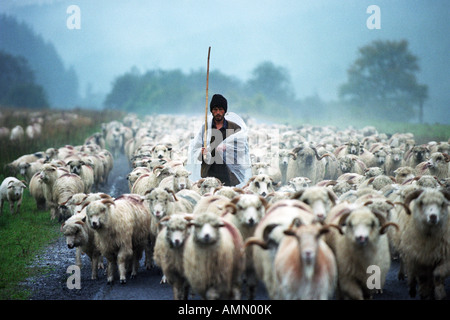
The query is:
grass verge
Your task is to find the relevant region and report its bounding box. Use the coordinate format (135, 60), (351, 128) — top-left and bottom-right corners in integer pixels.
(0, 189), (59, 299)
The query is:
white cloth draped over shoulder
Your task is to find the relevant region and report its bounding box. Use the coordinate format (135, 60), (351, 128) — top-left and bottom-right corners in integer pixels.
(186, 112), (252, 187)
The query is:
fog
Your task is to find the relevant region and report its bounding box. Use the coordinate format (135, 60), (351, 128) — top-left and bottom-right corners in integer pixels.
(1, 0), (449, 123)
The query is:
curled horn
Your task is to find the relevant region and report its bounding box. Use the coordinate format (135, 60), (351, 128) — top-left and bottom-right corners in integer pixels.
(372, 210), (399, 234)
(283, 217), (303, 236)
(290, 189), (305, 200)
(101, 199), (116, 206)
(152, 165), (165, 174)
(164, 188), (178, 201)
(245, 237), (269, 249)
(394, 202), (411, 216)
(311, 146), (330, 161)
(325, 180), (338, 187)
(224, 203), (237, 215)
(403, 189), (425, 214)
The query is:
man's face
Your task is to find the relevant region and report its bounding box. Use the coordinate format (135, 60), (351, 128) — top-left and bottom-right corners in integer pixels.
(211, 106), (225, 122)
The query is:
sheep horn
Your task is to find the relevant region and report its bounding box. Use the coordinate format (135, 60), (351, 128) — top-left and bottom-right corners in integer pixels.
(328, 224), (344, 235)
(224, 203), (237, 215)
(403, 189), (424, 212)
(380, 222), (399, 235)
(393, 202), (411, 216)
(165, 188), (178, 201)
(245, 237), (269, 250)
(290, 190), (305, 200)
(288, 152), (297, 160)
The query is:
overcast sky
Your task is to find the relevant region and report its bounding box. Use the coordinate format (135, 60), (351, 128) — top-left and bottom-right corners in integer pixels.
(1, 0), (449, 119)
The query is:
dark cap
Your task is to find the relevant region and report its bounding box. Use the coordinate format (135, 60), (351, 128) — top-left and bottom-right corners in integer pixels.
(210, 94), (227, 113)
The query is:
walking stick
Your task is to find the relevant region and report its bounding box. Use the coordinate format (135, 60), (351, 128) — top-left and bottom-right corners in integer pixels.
(203, 46), (211, 161)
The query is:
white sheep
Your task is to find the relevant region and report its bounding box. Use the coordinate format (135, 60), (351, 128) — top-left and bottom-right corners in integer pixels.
(222, 194), (269, 299)
(290, 186), (337, 222)
(61, 212), (104, 280)
(245, 199), (315, 299)
(29, 171), (47, 210)
(396, 188), (450, 299)
(286, 143), (327, 184)
(158, 166), (192, 192)
(326, 205), (398, 299)
(416, 152), (449, 180)
(192, 177), (223, 195)
(183, 211), (245, 299)
(274, 220), (337, 299)
(243, 174), (277, 197)
(144, 187), (195, 268)
(153, 213), (192, 300)
(9, 125), (24, 142)
(127, 167), (151, 192)
(131, 166), (173, 196)
(85, 194), (152, 284)
(52, 173), (85, 221)
(0, 177), (27, 215)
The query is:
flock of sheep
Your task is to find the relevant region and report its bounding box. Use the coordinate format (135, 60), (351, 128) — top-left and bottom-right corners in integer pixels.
(1, 112), (449, 300)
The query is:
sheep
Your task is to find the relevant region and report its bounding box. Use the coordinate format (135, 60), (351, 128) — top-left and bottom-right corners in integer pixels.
(290, 186), (337, 222)
(61, 212), (104, 280)
(325, 205), (398, 299)
(416, 152), (449, 180)
(222, 194), (269, 299)
(287, 176), (311, 191)
(337, 154), (367, 176)
(58, 192), (112, 221)
(182, 211), (245, 299)
(192, 177), (223, 195)
(0, 177), (27, 215)
(29, 171), (46, 210)
(153, 213), (192, 300)
(273, 220), (338, 299)
(403, 145), (430, 168)
(286, 143), (327, 184)
(131, 166), (173, 196)
(85, 194), (152, 284)
(158, 166), (193, 193)
(385, 147), (404, 176)
(144, 187), (195, 268)
(5, 152), (47, 175)
(152, 143), (173, 159)
(245, 199), (315, 299)
(396, 188), (450, 299)
(51, 173), (85, 221)
(9, 125), (24, 142)
(278, 149), (291, 185)
(394, 166), (416, 184)
(67, 159), (95, 193)
(243, 174), (277, 197)
(127, 167), (151, 191)
(212, 186), (243, 200)
(105, 127), (124, 157)
(17, 160), (45, 183)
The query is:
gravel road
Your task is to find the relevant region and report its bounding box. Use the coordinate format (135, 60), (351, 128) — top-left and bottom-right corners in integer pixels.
(23, 154), (449, 300)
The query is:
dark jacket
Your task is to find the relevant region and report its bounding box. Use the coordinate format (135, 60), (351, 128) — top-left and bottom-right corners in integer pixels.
(200, 119), (241, 186)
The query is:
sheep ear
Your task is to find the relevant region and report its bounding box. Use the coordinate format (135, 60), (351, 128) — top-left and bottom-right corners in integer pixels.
(317, 226), (331, 238)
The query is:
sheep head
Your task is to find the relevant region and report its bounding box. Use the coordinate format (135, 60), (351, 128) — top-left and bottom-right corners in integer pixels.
(85, 199), (115, 230)
(403, 189), (450, 227)
(225, 194), (268, 227)
(187, 212), (225, 245)
(336, 207), (398, 246)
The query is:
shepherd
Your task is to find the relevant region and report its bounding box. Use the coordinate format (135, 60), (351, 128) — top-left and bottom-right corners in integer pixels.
(186, 48), (251, 186)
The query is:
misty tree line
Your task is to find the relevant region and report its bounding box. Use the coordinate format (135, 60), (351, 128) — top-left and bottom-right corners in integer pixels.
(105, 40), (428, 122)
(0, 14), (428, 122)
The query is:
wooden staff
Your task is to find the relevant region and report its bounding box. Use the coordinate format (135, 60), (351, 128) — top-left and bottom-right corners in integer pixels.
(203, 46), (211, 159)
